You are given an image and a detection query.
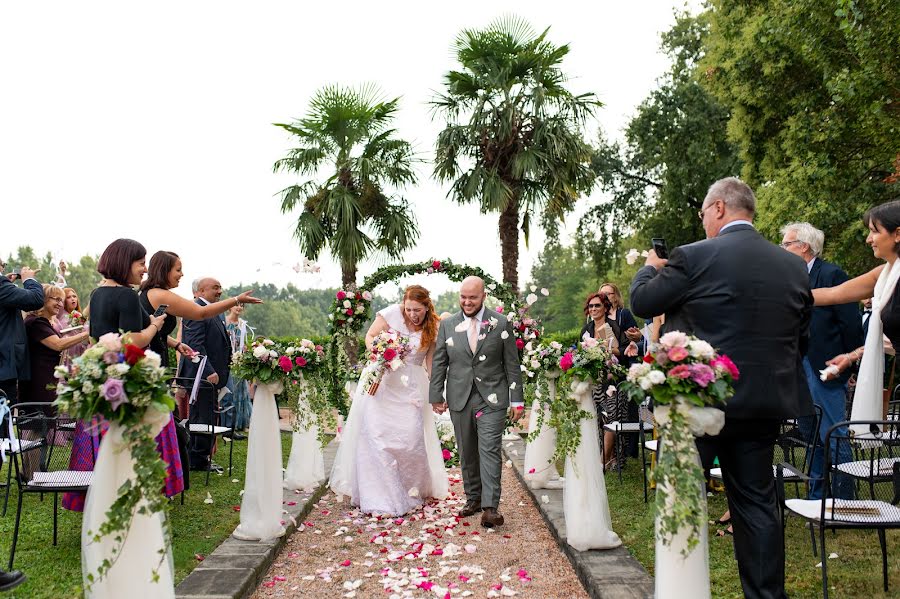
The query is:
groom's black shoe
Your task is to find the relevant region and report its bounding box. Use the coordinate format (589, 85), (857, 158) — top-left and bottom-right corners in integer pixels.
(481, 507), (504, 528)
(458, 501), (482, 518)
(0, 569), (26, 592)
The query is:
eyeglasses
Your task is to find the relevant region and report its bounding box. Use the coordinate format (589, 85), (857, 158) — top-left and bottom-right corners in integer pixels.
(779, 240), (802, 249)
(697, 204), (715, 220)
(588, 304), (605, 309)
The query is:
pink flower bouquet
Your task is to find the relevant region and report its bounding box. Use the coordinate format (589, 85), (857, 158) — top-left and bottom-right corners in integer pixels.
(363, 330), (412, 395)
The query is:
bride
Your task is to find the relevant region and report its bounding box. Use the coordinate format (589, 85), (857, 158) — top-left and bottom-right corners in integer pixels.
(330, 285), (449, 515)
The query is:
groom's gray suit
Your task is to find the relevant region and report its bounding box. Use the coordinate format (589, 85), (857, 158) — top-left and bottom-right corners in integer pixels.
(429, 307), (524, 509)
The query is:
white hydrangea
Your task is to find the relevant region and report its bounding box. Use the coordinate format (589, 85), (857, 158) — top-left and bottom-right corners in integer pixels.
(627, 362), (652, 383)
(688, 339), (715, 360)
(81, 381), (95, 394)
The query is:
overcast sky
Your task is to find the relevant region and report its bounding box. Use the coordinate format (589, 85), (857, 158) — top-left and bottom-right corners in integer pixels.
(1, 1), (697, 298)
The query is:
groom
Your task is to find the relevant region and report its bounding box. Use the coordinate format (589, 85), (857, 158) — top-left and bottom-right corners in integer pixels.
(430, 276), (524, 527)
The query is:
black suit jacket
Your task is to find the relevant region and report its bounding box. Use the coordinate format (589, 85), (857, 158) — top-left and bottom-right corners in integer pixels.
(178, 299), (230, 390)
(0, 278), (45, 382)
(629, 224), (814, 420)
(806, 259), (864, 385)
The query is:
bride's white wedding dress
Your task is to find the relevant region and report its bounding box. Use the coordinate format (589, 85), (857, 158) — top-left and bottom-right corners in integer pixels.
(330, 305), (449, 515)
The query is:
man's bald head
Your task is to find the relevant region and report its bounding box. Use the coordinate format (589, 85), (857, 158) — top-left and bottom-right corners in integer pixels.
(459, 276), (486, 317)
(196, 277), (223, 303)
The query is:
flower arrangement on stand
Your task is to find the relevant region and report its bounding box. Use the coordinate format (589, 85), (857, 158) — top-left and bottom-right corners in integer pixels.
(54, 332), (175, 588)
(328, 290), (373, 335)
(362, 330), (412, 395)
(620, 331), (739, 554)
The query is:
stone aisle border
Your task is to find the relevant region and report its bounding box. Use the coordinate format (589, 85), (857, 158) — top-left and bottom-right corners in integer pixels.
(503, 436), (654, 599)
(175, 442), (338, 599)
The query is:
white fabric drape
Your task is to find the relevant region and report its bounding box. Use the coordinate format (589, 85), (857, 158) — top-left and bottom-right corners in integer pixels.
(563, 379), (622, 551)
(83, 409), (174, 599)
(283, 384), (325, 492)
(233, 381), (285, 541)
(524, 374), (560, 489)
(851, 260), (900, 434)
(652, 401), (724, 599)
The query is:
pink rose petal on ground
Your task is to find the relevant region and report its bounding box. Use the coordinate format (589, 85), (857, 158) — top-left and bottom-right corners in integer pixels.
(273, 575), (286, 582)
(340, 559), (351, 567)
(459, 575), (470, 582)
(262, 581), (276, 588)
(288, 552), (300, 558)
(528, 468), (535, 474)
(418, 581), (434, 591)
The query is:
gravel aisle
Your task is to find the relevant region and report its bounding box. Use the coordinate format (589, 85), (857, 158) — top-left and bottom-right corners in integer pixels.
(252, 465), (588, 598)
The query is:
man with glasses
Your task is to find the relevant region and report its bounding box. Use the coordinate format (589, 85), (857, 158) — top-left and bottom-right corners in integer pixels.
(780, 222), (861, 500)
(629, 177), (813, 599)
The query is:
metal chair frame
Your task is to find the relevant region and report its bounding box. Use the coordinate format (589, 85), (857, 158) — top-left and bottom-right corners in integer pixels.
(169, 377), (234, 485)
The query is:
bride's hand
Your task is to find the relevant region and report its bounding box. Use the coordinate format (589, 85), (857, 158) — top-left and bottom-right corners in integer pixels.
(824, 354), (854, 379)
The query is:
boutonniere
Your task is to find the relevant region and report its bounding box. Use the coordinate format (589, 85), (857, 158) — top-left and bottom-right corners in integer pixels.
(478, 316), (500, 340)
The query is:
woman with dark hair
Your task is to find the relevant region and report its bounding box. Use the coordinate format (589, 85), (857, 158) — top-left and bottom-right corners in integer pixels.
(599, 282), (644, 358)
(813, 200), (900, 422)
(138, 250), (261, 372)
(580, 292), (637, 471)
(63, 239), (178, 511)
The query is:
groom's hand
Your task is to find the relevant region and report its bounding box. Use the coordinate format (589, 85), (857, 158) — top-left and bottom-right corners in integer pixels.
(508, 405), (525, 423)
(432, 402), (448, 414)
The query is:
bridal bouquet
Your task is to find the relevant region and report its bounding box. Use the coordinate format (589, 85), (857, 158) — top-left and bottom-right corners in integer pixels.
(620, 331), (739, 554)
(559, 333), (625, 385)
(68, 309), (86, 326)
(364, 330), (412, 395)
(53, 332), (175, 585)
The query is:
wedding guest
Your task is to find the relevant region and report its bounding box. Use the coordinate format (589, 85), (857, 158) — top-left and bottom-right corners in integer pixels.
(57, 287), (89, 365)
(64, 239), (178, 511)
(630, 177), (813, 599)
(780, 222), (862, 499)
(600, 282), (644, 459)
(19, 285), (90, 476)
(179, 277), (236, 472)
(581, 292), (635, 470)
(224, 304), (252, 433)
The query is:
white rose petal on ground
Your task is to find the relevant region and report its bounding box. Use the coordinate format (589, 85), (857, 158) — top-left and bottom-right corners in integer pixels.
(408, 487), (419, 497)
(541, 495), (550, 504)
(204, 492), (213, 504)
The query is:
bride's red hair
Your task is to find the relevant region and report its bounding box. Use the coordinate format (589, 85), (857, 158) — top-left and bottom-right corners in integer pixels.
(403, 285), (438, 352)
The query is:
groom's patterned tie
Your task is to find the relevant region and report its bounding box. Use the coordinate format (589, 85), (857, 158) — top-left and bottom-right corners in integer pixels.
(468, 317), (478, 353)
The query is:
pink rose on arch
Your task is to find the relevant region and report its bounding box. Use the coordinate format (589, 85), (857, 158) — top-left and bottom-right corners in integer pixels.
(295, 356), (307, 367)
(336, 291), (346, 301)
(711, 354), (740, 380)
(667, 346), (689, 362)
(432, 260), (442, 270)
(667, 364), (691, 379)
(100, 378), (129, 410)
(278, 355), (293, 373)
(559, 352), (574, 371)
(688, 363), (716, 387)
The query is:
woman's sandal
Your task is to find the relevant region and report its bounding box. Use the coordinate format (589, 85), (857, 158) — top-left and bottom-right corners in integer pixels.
(715, 526), (734, 537)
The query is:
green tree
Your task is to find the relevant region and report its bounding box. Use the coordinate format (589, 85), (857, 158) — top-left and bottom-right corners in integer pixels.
(701, 0), (899, 274)
(65, 255), (101, 307)
(525, 242), (598, 333)
(579, 12), (742, 276)
(273, 85), (420, 288)
(432, 16), (601, 291)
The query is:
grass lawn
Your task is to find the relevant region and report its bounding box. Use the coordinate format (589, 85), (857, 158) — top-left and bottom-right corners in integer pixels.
(0, 434), (292, 599)
(602, 456), (900, 599)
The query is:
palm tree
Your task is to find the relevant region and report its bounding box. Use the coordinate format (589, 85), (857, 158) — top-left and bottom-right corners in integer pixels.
(432, 16), (601, 291)
(274, 85), (419, 288)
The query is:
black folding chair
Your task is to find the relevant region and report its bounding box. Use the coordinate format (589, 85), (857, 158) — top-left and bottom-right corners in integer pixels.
(7, 403), (92, 569)
(602, 399), (653, 484)
(169, 377), (234, 485)
(780, 420), (900, 598)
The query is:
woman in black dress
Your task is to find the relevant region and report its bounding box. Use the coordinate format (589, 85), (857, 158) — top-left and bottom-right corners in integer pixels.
(138, 250), (261, 372)
(815, 200), (900, 376)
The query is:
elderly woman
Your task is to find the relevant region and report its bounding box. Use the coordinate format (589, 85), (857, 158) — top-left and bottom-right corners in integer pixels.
(19, 285), (90, 476)
(580, 292), (636, 471)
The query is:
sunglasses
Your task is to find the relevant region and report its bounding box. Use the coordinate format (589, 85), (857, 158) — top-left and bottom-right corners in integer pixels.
(588, 303), (605, 309)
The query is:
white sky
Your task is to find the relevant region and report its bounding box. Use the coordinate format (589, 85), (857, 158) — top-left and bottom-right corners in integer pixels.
(1, 0), (697, 299)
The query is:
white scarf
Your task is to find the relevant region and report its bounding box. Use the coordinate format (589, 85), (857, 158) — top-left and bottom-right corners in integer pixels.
(850, 261), (900, 434)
